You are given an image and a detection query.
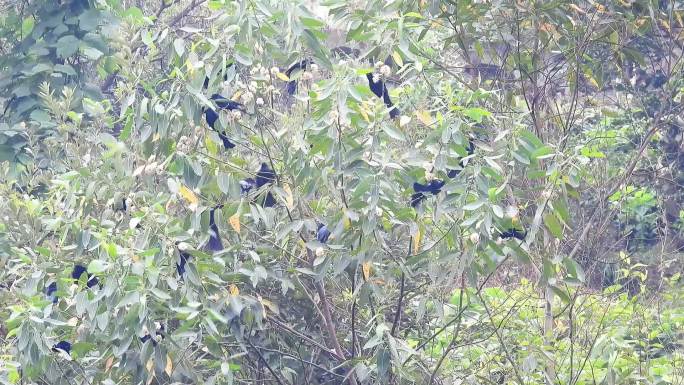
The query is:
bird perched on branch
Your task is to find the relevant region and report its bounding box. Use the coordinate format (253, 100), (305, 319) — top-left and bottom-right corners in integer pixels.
(317, 223), (331, 244)
(52, 341), (71, 355)
(71, 264), (99, 288)
(285, 59), (313, 95)
(255, 163), (277, 207)
(202, 94), (245, 149)
(207, 205), (224, 252)
(45, 282), (58, 304)
(366, 72), (400, 119)
(203, 62), (233, 89)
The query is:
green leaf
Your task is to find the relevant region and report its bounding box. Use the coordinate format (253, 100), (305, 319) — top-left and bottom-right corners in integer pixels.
(56, 35), (80, 58)
(174, 38), (185, 57)
(87, 259), (108, 274)
(463, 107), (491, 122)
(462, 200), (484, 210)
(382, 124), (406, 141)
(550, 285), (570, 304)
(300, 17), (325, 29)
(544, 212), (563, 239)
(150, 288), (171, 300)
(54, 64), (77, 76)
(82, 46), (104, 60)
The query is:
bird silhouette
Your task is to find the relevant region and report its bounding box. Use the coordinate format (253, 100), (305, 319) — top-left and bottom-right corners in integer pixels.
(499, 228), (527, 241)
(202, 94), (245, 149)
(71, 265), (98, 288)
(207, 206), (224, 252)
(410, 192), (426, 208)
(240, 178), (256, 195)
(413, 179), (445, 195)
(45, 282), (58, 304)
(140, 324), (165, 346)
(255, 163), (277, 207)
(52, 341), (71, 354)
(285, 59), (313, 95)
(203, 63), (233, 89)
(176, 249), (191, 277)
(317, 223), (331, 243)
(366, 73), (400, 119)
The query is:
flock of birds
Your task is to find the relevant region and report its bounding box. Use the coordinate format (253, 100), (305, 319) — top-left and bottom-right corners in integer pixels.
(46, 48), (526, 357)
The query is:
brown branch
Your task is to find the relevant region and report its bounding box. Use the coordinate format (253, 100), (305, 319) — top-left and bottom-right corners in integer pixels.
(168, 0), (207, 27)
(246, 338), (285, 385)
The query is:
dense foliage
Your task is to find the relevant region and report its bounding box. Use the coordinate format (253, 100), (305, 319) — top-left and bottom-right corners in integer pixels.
(1, 0), (683, 384)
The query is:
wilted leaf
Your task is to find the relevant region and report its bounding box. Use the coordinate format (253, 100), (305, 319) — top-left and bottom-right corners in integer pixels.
(362, 262), (371, 281)
(229, 213), (240, 233)
(179, 185), (199, 210)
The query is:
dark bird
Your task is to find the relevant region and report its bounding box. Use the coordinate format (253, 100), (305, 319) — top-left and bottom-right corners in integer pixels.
(366, 73), (400, 119)
(140, 324), (165, 346)
(285, 59), (313, 95)
(240, 178), (256, 195)
(256, 163), (276, 188)
(203, 109), (236, 149)
(203, 62), (233, 89)
(413, 179), (445, 195)
(207, 206), (224, 252)
(499, 228), (527, 241)
(331, 46), (360, 59)
(256, 163), (277, 207)
(317, 223), (331, 244)
(465, 140), (475, 155)
(176, 249), (191, 277)
(210, 94), (246, 112)
(52, 341), (71, 355)
(45, 282), (58, 304)
(71, 265), (98, 288)
(447, 169), (462, 178)
(202, 94), (245, 149)
(410, 192), (426, 208)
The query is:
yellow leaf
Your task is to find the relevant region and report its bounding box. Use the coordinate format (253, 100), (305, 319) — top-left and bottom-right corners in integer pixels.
(675, 11), (683, 28)
(284, 184), (294, 209)
(569, 4), (585, 14)
(343, 216), (351, 230)
(359, 106), (370, 122)
(362, 262), (371, 281)
(179, 185), (199, 210)
(660, 19), (671, 33)
(229, 284), (240, 296)
(260, 298), (279, 316)
(165, 355), (173, 376)
(231, 90), (242, 101)
(146, 359), (153, 372)
(412, 229), (421, 255)
(416, 110), (434, 126)
(587, 76), (599, 89)
(276, 72), (290, 81)
(229, 213), (240, 233)
(392, 51), (404, 68)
